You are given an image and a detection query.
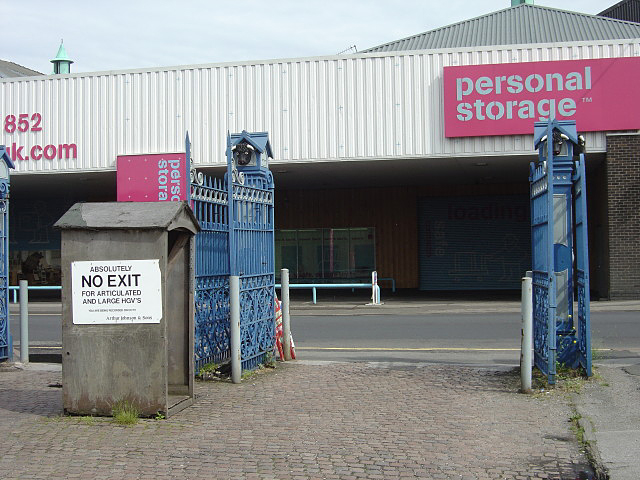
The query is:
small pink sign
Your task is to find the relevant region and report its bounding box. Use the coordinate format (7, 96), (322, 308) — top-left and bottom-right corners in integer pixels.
(117, 153), (188, 202)
(444, 57), (640, 137)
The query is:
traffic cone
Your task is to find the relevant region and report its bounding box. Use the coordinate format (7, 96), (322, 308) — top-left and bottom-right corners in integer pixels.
(274, 295), (285, 360)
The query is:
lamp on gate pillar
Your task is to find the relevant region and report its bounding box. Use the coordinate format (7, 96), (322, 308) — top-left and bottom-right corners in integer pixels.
(227, 130), (273, 174)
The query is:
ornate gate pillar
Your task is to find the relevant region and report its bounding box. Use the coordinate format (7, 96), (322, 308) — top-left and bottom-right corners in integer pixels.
(189, 131), (276, 373)
(226, 131), (276, 370)
(531, 120), (591, 383)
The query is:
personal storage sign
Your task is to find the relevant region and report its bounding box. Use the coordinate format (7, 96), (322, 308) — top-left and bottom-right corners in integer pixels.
(72, 260), (162, 324)
(116, 153), (188, 202)
(443, 57), (640, 137)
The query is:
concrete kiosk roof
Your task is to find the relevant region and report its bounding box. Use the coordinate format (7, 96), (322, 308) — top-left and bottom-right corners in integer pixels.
(54, 201), (200, 234)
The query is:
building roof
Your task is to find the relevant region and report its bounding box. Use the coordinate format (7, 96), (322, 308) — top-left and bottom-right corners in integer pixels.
(0, 60), (42, 78)
(599, 0), (640, 23)
(363, 3), (640, 53)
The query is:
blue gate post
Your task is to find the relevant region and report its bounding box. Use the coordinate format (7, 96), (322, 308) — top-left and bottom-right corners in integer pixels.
(0, 146), (15, 362)
(226, 131), (276, 371)
(574, 156), (592, 377)
(531, 120), (591, 383)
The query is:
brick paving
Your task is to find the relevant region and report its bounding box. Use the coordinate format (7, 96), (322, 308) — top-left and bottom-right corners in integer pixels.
(0, 361), (593, 480)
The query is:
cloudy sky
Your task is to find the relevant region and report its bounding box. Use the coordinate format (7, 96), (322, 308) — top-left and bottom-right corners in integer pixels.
(4, 0), (621, 74)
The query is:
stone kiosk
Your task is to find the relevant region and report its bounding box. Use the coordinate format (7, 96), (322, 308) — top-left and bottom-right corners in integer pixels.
(55, 201), (200, 417)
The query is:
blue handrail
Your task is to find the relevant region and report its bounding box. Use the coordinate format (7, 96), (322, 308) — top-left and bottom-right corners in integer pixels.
(7, 279), (396, 305)
(9, 286), (62, 303)
(379, 277), (396, 293)
(275, 283), (374, 305)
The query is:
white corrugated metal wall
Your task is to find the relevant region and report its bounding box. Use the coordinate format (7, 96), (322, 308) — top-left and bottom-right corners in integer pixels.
(1, 39), (638, 174)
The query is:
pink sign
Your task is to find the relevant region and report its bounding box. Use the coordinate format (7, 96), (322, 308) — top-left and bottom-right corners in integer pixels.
(443, 57), (640, 137)
(117, 153), (188, 202)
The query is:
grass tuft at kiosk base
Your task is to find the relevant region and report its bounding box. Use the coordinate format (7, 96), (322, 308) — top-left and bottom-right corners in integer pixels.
(111, 399), (140, 426)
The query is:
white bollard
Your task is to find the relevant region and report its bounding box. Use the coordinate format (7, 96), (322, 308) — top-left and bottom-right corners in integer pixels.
(371, 271), (381, 305)
(19, 280), (29, 364)
(230, 275), (241, 384)
(281, 269), (292, 361)
(521, 275), (533, 393)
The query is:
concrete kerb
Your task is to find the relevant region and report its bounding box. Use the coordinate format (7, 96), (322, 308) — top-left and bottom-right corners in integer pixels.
(573, 399), (609, 480)
(0, 360), (61, 373)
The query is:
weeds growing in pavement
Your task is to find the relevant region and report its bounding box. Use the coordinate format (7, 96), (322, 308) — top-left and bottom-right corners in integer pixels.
(263, 350), (276, 368)
(79, 416), (96, 426)
(555, 363), (587, 394)
(199, 361), (218, 375)
(569, 411), (586, 444)
(529, 362), (594, 397)
(111, 399), (140, 426)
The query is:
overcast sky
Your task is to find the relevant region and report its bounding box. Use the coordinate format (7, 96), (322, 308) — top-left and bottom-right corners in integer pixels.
(3, 0), (621, 74)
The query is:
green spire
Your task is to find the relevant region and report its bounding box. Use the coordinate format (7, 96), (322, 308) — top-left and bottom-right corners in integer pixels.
(51, 40), (74, 74)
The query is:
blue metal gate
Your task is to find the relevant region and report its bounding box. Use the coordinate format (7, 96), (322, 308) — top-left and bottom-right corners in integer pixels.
(531, 120), (591, 383)
(191, 168), (231, 370)
(530, 136), (557, 383)
(0, 146), (15, 362)
(190, 131), (275, 372)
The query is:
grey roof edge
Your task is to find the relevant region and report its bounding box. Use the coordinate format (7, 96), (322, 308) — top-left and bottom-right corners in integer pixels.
(362, 5), (513, 53)
(54, 201), (201, 234)
(0, 59), (43, 79)
(363, 3), (640, 53)
(353, 37), (640, 61)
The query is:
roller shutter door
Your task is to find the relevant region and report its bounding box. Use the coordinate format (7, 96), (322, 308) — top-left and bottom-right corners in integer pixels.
(418, 195), (531, 290)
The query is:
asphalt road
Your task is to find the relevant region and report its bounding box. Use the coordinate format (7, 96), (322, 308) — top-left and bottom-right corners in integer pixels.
(291, 311), (640, 366)
(9, 304), (62, 344)
(7, 302), (640, 366)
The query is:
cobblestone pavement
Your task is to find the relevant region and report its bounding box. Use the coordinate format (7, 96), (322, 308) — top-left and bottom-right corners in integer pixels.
(0, 361), (594, 480)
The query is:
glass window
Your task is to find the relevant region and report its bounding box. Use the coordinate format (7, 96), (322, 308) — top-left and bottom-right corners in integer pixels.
(296, 229), (323, 279)
(275, 227), (375, 282)
(275, 230), (298, 277)
(323, 228), (350, 279)
(351, 228), (375, 275)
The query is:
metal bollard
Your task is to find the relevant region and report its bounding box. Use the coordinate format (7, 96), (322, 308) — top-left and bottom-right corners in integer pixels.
(281, 269), (292, 361)
(371, 271), (381, 305)
(19, 280), (29, 363)
(521, 275), (533, 393)
(230, 275), (241, 384)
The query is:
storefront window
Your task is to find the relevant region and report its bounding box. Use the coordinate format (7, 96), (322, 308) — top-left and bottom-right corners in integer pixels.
(276, 229), (298, 276)
(11, 249), (61, 286)
(350, 228), (376, 276)
(323, 228), (350, 279)
(9, 197), (74, 287)
(297, 229), (323, 279)
(275, 227), (375, 282)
